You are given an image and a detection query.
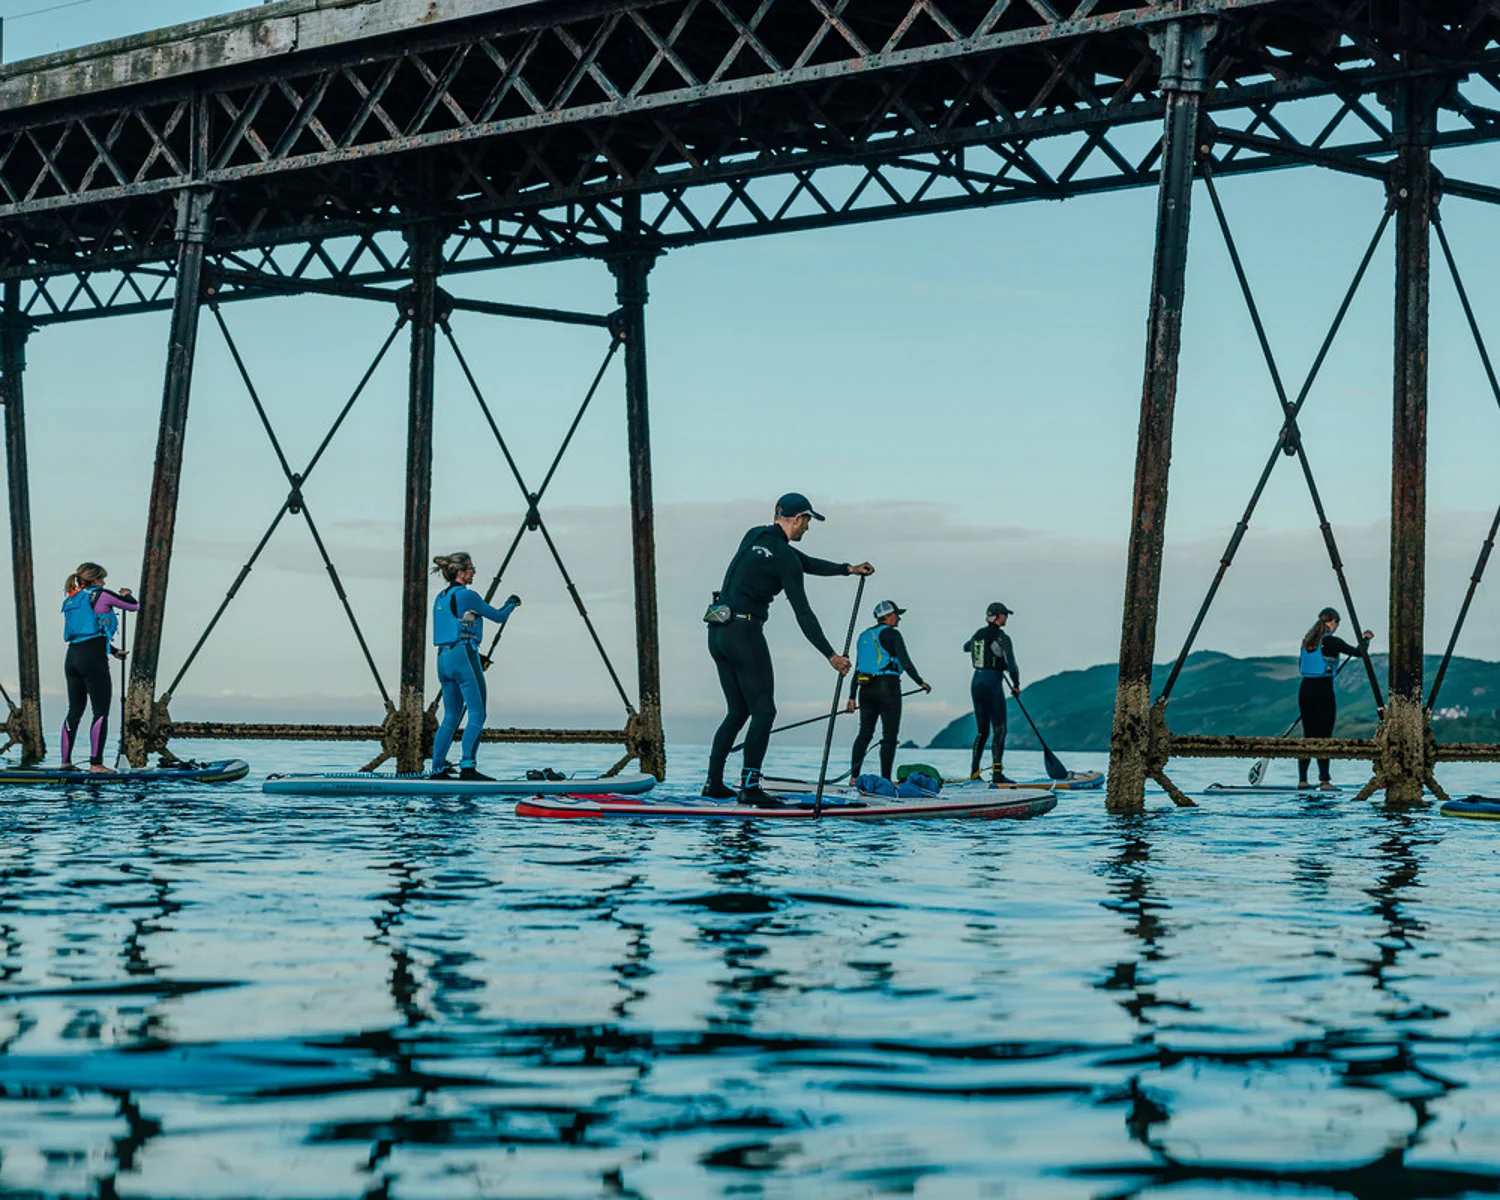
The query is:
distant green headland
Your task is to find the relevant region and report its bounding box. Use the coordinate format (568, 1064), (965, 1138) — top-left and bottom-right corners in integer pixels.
(927, 651), (1500, 751)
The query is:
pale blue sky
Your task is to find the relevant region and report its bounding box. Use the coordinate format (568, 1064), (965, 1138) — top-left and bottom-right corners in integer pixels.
(4, 1), (1500, 745)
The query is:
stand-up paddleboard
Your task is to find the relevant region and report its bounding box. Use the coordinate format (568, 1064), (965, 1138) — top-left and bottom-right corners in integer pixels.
(0, 759), (249, 786)
(262, 771), (657, 798)
(941, 770), (1103, 791)
(1204, 782), (1344, 795)
(1440, 797), (1500, 820)
(515, 790), (1058, 821)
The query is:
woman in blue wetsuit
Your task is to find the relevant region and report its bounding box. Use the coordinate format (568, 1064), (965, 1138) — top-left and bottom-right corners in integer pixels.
(1297, 606), (1372, 791)
(60, 561), (139, 773)
(429, 553), (521, 780)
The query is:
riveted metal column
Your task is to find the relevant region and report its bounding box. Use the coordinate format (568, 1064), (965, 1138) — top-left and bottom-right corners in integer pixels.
(396, 223), (443, 773)
(1384, 76), (1439, 807)
(610, 250), (666, 780)
(1, 281), (43, 764)
(124, 188), (213, 766)
(1106, 19), (1213, 813)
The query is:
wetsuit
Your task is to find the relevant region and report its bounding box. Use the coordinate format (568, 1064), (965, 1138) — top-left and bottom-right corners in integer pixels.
(60, 587), (139, 767)
(849, 625), (925, 780)
(707, 524), (849, 789)
(964, 623), (1018, 779)
(431, 585), (519, 771)
(1297, 632), (1366, 784)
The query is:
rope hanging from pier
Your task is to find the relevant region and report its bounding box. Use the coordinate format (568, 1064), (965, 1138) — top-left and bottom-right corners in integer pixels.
(1156, 166), (1390, 716)
(159, 305), (407, 713)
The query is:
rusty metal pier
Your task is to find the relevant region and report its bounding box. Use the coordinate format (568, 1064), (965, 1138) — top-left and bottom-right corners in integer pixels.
(0, 1), (1497, 801)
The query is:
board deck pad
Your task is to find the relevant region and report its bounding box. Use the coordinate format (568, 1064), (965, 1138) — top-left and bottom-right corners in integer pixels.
(515, 790), (1058, 821)
(0, 759), (249, 786)
(262, 771), (657, 798)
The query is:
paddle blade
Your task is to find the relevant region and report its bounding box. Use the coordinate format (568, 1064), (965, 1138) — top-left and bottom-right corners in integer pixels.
(1042, 747), (1069, 781)
(1247, 758), (1268, 786)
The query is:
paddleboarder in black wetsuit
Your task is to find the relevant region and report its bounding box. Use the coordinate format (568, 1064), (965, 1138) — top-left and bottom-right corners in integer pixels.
(1296, 606), (1373, 790)
(845, 600), (930, 781)
(964, 602), (1020, 784)
(704, 493), (874, 807)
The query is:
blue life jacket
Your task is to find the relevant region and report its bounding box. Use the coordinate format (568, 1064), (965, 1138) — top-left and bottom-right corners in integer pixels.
(432, 585), (482, 647)
(62, 588), (115, 644)
(855, 624), (901, 677)
(1299, 640), (1335, 678)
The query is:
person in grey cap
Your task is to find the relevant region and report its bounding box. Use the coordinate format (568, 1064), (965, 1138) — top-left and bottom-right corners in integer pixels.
(703, 492), (874, 807)
(963, 602), (1020, 783)
(845, 599), (930, 781)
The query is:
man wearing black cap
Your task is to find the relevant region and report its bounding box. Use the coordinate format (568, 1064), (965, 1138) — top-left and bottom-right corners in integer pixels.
(845, 599), (930, 781)
(703, 493), (874, 807)
(963, 602), (1020, 784)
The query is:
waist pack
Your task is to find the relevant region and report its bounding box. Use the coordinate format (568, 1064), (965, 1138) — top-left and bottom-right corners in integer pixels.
(703, 603), (733, 625)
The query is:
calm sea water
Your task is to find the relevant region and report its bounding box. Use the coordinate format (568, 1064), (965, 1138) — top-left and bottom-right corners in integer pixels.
(2, 739), (1499, 1199)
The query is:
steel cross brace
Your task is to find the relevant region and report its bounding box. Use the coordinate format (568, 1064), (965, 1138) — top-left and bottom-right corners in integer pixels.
(1156, 165), (1387, 713)
(158, 305), (406, 711)
(437, 316), (636, 715)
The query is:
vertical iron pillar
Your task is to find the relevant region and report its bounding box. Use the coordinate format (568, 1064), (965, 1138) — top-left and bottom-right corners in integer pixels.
(1384, 77), (1439, 807)
(124, 188), (213, 766)
(1, 281), (43, 764)
(396, 224), (443, 773)
(610, 251), (667, 780)
(1106, 19), (1213, 814)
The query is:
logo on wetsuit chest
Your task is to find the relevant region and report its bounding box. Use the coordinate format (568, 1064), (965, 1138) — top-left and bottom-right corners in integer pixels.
(751, 546), (773, 559)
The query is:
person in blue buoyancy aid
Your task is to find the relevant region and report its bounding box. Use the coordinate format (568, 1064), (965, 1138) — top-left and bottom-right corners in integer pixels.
(429, 552), (521, 781)
(59, 561), (140, 773)
(1297, 606), (1372, 790)
(964, 602), (1020, 784)
(844, 599), (930, 780)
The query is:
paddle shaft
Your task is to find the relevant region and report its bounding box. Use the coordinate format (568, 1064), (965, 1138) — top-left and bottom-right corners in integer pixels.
(815, 575), (866, 817)
(113, 609), (127, 769)
(730, 685), (924, 752)
(1012, 692), (1069, 781)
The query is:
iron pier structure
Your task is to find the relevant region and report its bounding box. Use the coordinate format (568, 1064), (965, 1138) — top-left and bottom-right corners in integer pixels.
(1, 0), (1500, 802)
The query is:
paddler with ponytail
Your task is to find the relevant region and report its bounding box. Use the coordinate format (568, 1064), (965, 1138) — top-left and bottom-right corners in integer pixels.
(59, 562), (139, 773)
(429, 553), (521, 781)
(844, 599), (930, 781)
(964, 602), (1020, 784)
(1297, 606), (1373, 791)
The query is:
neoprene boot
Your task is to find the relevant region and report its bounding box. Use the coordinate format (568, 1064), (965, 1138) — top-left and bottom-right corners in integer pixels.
(738, 768), (785, 809)
(990, 762), (1016, 786)
(702, 779), (735, 800)
(460, 767), (494, 782)
(430, 764), (456, 780)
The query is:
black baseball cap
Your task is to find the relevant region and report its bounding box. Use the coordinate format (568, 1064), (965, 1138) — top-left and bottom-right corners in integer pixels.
(775, 493), (824, 521)
(986, 602), (1013, 617)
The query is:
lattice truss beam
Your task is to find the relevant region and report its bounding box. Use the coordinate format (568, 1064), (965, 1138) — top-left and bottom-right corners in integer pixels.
(5, 0), (1500, 322)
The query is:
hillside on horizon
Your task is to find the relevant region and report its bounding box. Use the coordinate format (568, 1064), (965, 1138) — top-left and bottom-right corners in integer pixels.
(928, 651), (1500, 752)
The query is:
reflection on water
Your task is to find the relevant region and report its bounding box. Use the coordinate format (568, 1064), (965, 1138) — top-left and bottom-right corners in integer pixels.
(2, 743), (1500, 1197)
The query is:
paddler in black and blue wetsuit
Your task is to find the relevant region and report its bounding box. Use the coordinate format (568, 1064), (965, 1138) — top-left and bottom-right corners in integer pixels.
(59, 561), (139, 773)
(429, 552), (521, 781)
(703, 493), (874, 808)
(1296, 606), (1373, 791)
(964, 602), (1020, 784)
(845, 599), (930, 781)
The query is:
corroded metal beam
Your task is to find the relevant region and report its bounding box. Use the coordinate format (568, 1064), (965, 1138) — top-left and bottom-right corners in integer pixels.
(168, 721), (629, 744)
(1107, 17), (1212, 815)
(1169, 736), (1375, 760)
(0, 281), (41, 764)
